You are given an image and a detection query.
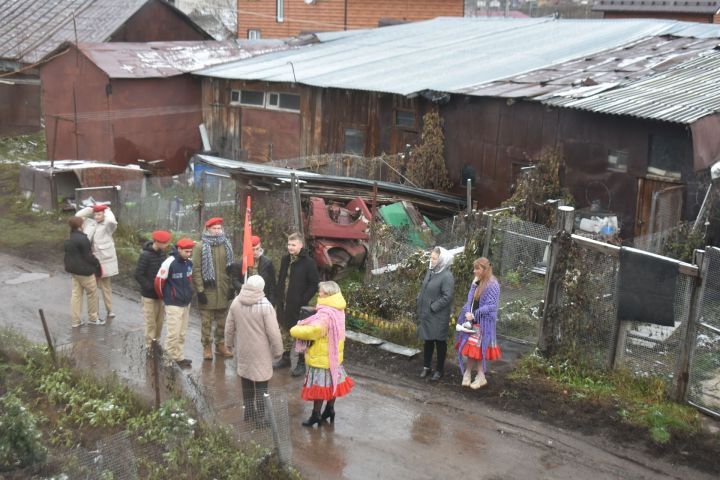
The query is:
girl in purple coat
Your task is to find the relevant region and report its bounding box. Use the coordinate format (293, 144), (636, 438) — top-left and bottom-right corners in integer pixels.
(454, 257), (502, 389)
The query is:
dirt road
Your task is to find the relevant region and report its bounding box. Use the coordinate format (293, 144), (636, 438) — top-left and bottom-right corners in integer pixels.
(0, 252), (712, 480)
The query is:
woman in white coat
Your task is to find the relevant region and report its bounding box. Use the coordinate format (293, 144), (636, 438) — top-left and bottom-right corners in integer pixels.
(76, 204), (118, 322)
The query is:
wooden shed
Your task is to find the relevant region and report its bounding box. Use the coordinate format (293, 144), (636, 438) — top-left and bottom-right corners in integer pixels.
(0, 0), (211, 137)
(40, 41), (291, 173)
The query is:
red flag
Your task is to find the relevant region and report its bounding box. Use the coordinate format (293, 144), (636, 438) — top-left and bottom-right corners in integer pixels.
(242, 196), (254, 276)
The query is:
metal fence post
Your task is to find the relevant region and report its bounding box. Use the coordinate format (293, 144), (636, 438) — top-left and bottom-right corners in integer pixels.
(672, 249), (708, 402)
(263, 393), (288, 466)
(199, 170), (206, 231)
(538, 206), (575, 353)
(38, 309), (56, 365)
(482, 214), (494, 259)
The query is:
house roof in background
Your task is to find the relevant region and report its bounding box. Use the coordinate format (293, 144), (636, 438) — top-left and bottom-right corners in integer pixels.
(542, 49), (720, 124)
(592, 0), (720, 14)
(195, 17), (720, 96)
(67, 38), (312, 79)
(462, 35), (719, 98)
(0, 0), (209, 66)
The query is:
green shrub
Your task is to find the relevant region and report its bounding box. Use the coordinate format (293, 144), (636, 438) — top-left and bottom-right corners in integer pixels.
(0, 391), (47, 470)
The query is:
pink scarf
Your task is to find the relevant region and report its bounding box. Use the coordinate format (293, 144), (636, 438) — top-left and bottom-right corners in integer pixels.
(295, 304), (345, 394)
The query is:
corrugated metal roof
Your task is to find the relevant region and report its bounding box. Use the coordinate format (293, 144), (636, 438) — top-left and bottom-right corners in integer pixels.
(195, 155), (465, 209)
(195, 17), (720, 96)
(593, 0), (720, 14)
(463, 35), (720, 98)
(542, 49), (720, 124)
(75, 39), (302, 79)
(0, 0), (208, 66)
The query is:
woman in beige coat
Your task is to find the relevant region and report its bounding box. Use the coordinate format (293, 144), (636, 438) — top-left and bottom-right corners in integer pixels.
(225, 275), (283, 424)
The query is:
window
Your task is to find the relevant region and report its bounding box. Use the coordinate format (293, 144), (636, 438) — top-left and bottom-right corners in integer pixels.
(276, 0), (284, 22)
(230, 89), (265, 107)
(607, 149), (628, 172)
(648, 134), (684, 177)
(395, 110), (416, 129)
(344, 128), (365, 155)
(247, 29), (261, 40)
(266, 92), (300, 112)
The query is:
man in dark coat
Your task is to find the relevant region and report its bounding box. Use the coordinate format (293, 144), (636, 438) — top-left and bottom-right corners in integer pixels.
(134, 230), (171, 350)
(228, 235), (276, 303)
(64, 216), (101, 328)
(277, 232), (319, 376)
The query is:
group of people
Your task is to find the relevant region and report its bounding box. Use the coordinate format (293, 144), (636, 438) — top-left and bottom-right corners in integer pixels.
(416, 247), (502, 390)
(63, 212), (354, 427)
(63, 207), (503, 426)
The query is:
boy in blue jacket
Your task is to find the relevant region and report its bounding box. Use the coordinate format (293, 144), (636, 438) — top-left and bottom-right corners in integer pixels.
(155, 238), (195, 368)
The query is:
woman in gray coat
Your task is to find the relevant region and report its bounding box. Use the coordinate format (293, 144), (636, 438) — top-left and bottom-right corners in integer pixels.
(416, 246), (455, 381)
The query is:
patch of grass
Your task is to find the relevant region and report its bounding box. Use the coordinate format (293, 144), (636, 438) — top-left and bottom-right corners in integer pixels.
(0, 162), (69, 257)
(0, 327), (300, 478)
(0, 131), (46, 162)
(512, 350), (701, 444)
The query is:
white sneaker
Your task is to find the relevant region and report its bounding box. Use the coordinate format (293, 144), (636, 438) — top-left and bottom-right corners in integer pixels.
(470, 373), (488, 390)
(107, 312), (116, 319)
(88, 318), (106, 326)
(461, 368), (472, 387)
(72, 320), (86, 328)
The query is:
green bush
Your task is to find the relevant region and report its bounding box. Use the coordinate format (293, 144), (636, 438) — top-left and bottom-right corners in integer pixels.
(0, 391), (47, 470)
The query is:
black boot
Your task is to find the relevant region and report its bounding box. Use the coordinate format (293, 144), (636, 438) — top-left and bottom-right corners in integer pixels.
(321, 405), (335, 424)
(290, 355), (306, 377)
(302, 411), (323, 427)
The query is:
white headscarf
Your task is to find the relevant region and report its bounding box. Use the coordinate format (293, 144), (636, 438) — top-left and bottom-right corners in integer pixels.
(430, 246), (453, 274)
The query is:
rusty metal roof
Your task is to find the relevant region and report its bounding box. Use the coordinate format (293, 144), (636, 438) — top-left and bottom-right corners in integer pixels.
(542, 49), (720, 124)
(593, 0), (720, 14)
(195, 154), (465, 211)
(73, 40), (302, 78)
(0, 0), (208, 66)
(195, 17), (720, 97)
(462, 35), (720, 99)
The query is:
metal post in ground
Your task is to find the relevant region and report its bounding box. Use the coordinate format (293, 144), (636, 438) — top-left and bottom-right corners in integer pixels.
(152, 339), (161, 409)
(673, 249), (709, 402)
(38, 309), (56, 364)
(482, 214), (494, 259)
(263, 393), (288, 466)
(199, 170), (206, 231)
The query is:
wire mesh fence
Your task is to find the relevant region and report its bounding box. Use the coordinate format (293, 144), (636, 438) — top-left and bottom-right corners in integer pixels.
(552, 240), (620, 369)
(688, 247), (720, 414)
(616, 272), (691, 382)
(487, 215), (551, 344)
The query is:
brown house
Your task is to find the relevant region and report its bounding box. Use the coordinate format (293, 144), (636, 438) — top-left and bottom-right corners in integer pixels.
(40, 41), (294, 173)
(196, 17), (720, 240)
(593, 0), (720, 23)
(0, 0), (211, 137)
(236, 0), (464, 39)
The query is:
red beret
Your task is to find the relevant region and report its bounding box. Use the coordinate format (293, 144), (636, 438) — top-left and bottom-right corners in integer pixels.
(93, 204), (109, 212)
(176, 238), (195, 249)
(251, 235), (261, 247)
(205, 217), (224, 228)
(152, 230), (171, 243)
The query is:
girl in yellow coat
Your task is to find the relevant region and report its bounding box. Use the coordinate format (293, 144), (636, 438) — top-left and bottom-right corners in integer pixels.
(290, 281), (355, 427)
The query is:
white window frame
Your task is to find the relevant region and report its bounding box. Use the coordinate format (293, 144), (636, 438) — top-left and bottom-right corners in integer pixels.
(230, 89), (265, 107)
(247, 29), (261, 40)
(276, 0), (284, 23)
(265, 91), (300, 113)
